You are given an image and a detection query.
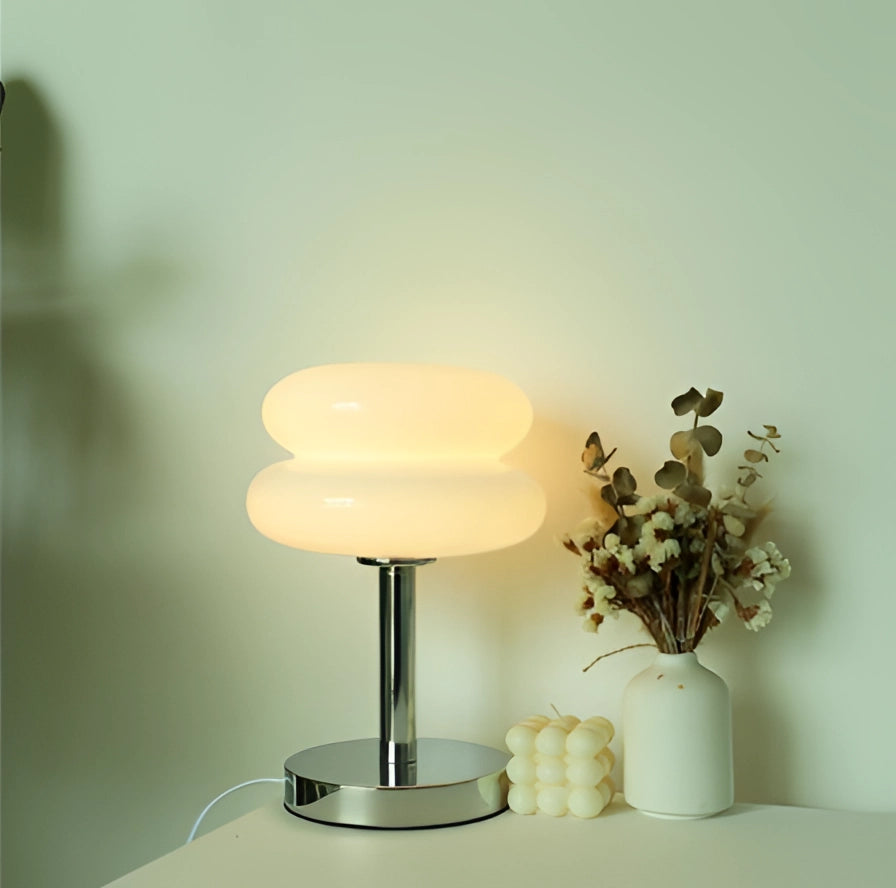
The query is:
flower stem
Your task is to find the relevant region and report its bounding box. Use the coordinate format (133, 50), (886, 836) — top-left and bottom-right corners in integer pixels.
(631, 596), (677, 653)
(686, 509), (720, 645)
(582, 643), (656, 672)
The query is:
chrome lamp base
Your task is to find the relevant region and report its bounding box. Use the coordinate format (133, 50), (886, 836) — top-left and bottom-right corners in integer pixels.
(284, 737), (510, 828)
(283, 558), (509, 828)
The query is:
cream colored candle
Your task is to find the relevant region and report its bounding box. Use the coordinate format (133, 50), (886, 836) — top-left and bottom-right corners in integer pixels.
(505, 714), (616, 818)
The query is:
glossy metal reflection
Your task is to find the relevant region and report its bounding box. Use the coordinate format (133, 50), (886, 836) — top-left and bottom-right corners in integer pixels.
(284, 738), (510, 828)
(363, 558), (432, 785)
(282, 558), (510, 828)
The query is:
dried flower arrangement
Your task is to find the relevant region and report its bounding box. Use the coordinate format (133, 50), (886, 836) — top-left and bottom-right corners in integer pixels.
(562, 387), (790, 656)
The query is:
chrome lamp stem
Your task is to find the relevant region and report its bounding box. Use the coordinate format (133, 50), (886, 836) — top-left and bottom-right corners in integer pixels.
(359, 557), (434, 787)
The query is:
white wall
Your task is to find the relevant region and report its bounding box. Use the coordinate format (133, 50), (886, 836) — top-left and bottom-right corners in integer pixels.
(2, 2), (894, 886)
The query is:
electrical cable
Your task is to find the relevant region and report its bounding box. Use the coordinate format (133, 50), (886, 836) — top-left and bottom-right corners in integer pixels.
(186, 777), (286, 844)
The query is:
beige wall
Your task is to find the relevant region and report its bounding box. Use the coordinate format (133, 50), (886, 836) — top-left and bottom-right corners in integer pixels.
(3, 2), (894, 886)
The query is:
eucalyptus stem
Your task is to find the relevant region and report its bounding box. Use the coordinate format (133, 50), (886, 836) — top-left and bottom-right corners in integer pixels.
(686, 508), (720, 643)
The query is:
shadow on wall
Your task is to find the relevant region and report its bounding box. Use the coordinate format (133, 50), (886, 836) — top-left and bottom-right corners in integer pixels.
(722, 517), (814, 806)
(1, 78), (135, 530)
(1, 77), (131, 888)
(0, 79), (193, 888)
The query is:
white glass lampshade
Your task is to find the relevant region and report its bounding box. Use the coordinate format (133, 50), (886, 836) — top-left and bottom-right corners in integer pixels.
(246, 363), (545, 558)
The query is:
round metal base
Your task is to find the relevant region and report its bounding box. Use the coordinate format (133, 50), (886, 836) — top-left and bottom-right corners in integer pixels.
(284, 738), (510, 829)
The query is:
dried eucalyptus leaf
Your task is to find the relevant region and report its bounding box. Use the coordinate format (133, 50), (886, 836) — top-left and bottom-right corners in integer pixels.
(693, 424), (723, 456)
(744, 448), (768, 463)
(670, 429), (696, 459)
(616, 493), (641, 507)
(674, 482), (712, 508)
(582, 431), (617, 474)
(721, 502), (756, 520)
(655, 460), (687, 489)
(600, 484), (618, 507)
(723, 514), (746, 537)
(737, 471), (758, 487)
(671, 387), (704, 415)
(763, 425), (780, 438)
(696, 388), (724, 417)
(612, 466), (637, 496)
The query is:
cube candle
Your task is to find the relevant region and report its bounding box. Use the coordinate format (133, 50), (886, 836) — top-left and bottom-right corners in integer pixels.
(505, 714), (616, 818)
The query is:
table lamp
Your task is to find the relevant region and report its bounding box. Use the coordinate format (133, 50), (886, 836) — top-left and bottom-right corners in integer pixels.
(246, 363), (545, 828)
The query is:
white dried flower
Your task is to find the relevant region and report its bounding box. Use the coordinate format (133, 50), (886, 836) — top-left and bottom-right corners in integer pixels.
(582, 573), (616, 615)
(638, 521), (658, 550)
(595, 533), (636, 574)
(744, 598), (773, 631)
(745, 546), (770, 569)
(651, 511), (675, 532)
(745, 542), (791, 588)
(672, 498), (699, 527)
(590, 547), (614, 571)
(570, 517), (604, 550)
(654, 537), (681, 568)
(583, 571), (610, 597)
(630, 495), (664, 516)
(763, 542), (792, 581)
(618, 547), (637, 574)
(636, 517), (681, 571)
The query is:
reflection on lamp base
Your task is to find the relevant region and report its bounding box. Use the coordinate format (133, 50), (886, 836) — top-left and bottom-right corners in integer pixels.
(284, 737), (510, 828)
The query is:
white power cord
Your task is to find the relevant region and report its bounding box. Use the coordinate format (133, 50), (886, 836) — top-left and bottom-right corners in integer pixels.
(186, 777), (286, 844)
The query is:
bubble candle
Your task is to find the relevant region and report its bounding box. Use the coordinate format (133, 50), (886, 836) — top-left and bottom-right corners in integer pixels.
(505, 715), (615, 818)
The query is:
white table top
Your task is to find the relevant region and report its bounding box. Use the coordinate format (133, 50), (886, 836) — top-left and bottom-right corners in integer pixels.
(104, 796), (896, 888)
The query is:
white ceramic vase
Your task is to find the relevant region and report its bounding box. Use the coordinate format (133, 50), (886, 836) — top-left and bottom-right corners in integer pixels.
(622, 651), (733, 818)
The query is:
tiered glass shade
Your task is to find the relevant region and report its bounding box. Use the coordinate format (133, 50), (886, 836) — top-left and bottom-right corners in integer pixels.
(246, 363), (545, 558)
